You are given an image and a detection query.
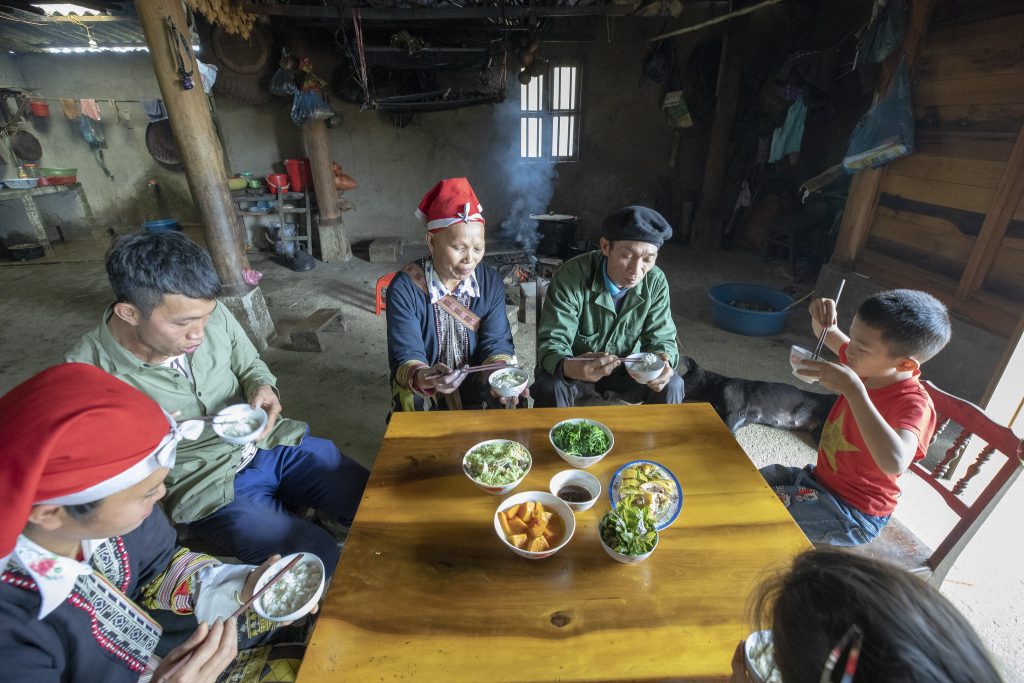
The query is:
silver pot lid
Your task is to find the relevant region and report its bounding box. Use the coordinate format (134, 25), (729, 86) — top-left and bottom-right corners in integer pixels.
(528, 212), (578, 222)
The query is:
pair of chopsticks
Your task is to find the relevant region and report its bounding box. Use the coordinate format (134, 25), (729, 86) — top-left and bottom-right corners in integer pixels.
(154, 554), (304, 682)
(811, 279), (846, 360)
(565, 355), (648, 364)
(421, 361), (513, 380)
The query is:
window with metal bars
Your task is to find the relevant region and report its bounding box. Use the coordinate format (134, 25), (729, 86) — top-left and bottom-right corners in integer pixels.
(519, 64), (580, 162)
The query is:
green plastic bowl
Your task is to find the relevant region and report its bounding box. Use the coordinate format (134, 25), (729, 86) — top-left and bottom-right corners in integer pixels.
(37, 167), (78, 177)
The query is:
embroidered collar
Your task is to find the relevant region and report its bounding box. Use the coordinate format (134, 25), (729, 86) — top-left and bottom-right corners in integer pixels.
(6, 534), (108, 619)
(424, 258), (479, 305)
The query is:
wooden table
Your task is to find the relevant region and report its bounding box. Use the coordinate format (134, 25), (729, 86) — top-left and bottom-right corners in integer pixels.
(298, 405), (811, 682)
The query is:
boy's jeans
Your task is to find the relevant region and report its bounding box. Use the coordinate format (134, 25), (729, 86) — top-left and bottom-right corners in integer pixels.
(759, 464), (889, 546)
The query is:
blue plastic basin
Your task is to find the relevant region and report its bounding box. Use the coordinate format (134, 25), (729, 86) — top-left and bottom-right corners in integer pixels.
(142, 219), (180, 232)
(707, 283), (794, 336)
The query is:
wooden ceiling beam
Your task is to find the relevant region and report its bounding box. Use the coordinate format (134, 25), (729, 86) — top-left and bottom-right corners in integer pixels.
(240, 3), (635, 20)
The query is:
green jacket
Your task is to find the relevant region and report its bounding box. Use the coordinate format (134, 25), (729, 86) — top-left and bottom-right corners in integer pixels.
(538, 251), (679, 377)
(65, 303), (307, 523)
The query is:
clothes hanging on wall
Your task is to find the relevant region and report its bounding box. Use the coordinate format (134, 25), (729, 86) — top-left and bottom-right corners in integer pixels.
(80, 99), (101, 121)
(769, 96), (807, 163)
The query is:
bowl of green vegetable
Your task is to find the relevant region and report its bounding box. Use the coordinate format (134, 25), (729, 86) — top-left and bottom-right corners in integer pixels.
(549, 418), (614, 468)
(598, 498), (659, 564)
(463, 439), (533, 495)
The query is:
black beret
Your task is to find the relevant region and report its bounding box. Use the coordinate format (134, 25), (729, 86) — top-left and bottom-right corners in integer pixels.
(600, 206), (673, 247)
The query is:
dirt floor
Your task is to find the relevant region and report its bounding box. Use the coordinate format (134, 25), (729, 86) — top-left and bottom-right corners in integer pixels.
(0, 235), (1019, 680)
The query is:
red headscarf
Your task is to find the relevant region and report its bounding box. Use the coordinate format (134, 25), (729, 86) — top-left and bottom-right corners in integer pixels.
(0, 364), (173, 557)
(415, 177), (485, 233)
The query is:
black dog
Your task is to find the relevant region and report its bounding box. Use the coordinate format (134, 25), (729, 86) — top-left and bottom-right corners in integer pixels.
(679, 355), (837, 436)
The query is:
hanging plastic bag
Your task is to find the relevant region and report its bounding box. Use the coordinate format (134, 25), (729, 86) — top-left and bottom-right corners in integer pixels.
(843, 55), (914, 172)
(197, 61), (218, 94)
(290, 90), (334, 124)
(79, 114), (114, 180)
(270, 66), (298, 96)
(858, 0), (907, 64)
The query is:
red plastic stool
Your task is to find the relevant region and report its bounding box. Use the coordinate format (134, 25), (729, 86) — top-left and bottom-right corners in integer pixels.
(375, 271), (397, 315)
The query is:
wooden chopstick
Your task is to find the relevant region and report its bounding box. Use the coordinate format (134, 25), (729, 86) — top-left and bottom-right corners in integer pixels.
(153, 554), (304, 682)
(811, 279), (847, 361)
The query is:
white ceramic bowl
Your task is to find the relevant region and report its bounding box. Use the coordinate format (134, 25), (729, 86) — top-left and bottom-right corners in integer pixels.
(548, 418), (614, 469)
(625, 352), (666, 383)
(494, 491), (576, 559)
(253, 553), (326, 623)
(789, 345), (817, 384)
(549, 469), (601, 512)
(598, 527), (658, 564)
(463, 439), (532, 495)
(743, 630), (781, 683)
(487, 367), (530, 398)
(212, 404), (269, 445)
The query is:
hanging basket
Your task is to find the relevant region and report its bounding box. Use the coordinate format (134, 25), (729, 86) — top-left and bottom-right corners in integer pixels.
(29, 99), (50, 117)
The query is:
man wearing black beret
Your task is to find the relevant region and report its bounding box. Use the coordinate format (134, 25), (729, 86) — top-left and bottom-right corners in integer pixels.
(531, 206), (683, 407)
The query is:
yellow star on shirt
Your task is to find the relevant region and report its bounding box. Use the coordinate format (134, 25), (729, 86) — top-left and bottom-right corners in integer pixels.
(819, 409), (860, 472)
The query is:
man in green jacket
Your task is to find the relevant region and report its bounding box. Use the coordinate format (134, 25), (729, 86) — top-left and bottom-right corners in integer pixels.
(531, 206), (683, 407)
(66, 232), (368, 578)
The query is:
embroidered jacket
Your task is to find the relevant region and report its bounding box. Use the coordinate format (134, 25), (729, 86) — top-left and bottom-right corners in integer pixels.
(0, 508), (268, 682)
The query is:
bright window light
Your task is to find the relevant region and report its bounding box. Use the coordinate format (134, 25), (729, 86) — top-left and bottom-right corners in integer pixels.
(31, 3), (100, 15)
(518, 64), (580, 162)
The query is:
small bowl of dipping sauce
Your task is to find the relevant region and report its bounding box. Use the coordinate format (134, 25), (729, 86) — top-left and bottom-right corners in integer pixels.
(549, 469), (601, 512)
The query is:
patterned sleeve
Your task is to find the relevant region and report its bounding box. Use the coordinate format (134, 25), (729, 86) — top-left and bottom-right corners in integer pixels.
(138, 547), (220, 615)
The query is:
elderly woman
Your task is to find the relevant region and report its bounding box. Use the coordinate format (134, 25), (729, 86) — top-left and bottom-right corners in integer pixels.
(386, 178), (518, 412)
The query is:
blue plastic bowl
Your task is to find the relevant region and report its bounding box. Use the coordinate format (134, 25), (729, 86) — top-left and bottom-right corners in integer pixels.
(142, 219), (180, 232)
(707, 283), (794, 336)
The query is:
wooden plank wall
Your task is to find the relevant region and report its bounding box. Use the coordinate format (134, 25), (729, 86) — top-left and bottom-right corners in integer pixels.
(848, 0), (1024, 337)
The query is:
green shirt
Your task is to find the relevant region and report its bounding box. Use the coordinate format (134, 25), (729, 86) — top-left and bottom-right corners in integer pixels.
(65, 303), (307, 523)
(537, 251), (679, 377)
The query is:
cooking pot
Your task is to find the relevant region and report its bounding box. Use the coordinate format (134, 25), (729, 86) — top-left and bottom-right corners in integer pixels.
(529, 213), (579, 259)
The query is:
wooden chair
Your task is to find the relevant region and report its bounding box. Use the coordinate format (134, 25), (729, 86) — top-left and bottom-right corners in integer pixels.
(375, 271), (397, 316)
(848, 380), (1023, 586)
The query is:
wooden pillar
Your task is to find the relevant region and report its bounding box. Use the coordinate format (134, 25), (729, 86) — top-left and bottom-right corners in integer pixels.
(831, 0), (936, 267)
(690, 26), (743, 250)
(304, 120), (352, 262)
(135, 0), (275, 348)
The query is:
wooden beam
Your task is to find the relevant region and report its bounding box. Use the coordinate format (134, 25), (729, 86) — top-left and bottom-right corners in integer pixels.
(303, 120), (352, 263)
(831, 0), (936, 266)
(648, 0), (784, 42)
(955, 125), (1024, 300)
(240, 3), (635, 20)
(690, 21), (743, 250)
(135, 0), (250, 296)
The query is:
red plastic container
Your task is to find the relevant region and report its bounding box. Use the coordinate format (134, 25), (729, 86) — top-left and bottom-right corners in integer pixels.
(283, 158), (312, 193)
(266, 173), (290, 193)
(30, 100), (49, 117)
(38, 175), (76, 186)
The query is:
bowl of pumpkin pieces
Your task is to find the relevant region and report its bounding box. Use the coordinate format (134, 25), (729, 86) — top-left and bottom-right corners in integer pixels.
(494, 491), (576, 559)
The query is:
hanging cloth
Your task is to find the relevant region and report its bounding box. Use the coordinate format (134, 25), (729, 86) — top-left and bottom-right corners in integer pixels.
(80, 99), (101, 121)
(142, 99), (167, 121)
(769, 96), (808, 163)
(59, 98), (80, 120)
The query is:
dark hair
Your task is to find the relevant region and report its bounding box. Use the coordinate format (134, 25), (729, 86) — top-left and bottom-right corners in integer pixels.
(64, 499), (104, 521)
(752, 549), (1003, 683)
(106, 232), (222, 317)
(856, 289), (951, 361)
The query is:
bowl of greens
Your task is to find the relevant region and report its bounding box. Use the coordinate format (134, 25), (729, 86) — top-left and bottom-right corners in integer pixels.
(463, 439), (532, 495)
(549, 418), (614, 468)
(598, 497), (659, 564)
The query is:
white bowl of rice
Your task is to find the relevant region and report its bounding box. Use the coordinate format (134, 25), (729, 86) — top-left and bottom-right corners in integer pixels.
(624, 352), (666, 383)
(253, 553), (326, 623)
(212, 403), (268, 445)
(487, 367), (530, 398)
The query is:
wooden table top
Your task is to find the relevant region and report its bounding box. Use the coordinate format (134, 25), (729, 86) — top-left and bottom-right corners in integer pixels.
(298, 404), (811, 682)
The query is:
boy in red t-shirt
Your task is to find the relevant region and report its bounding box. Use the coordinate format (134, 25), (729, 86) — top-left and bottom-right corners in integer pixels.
(759, 289), (952, 545)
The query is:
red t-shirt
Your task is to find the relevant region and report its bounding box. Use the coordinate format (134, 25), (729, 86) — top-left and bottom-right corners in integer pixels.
(814, 344), (936, 517)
